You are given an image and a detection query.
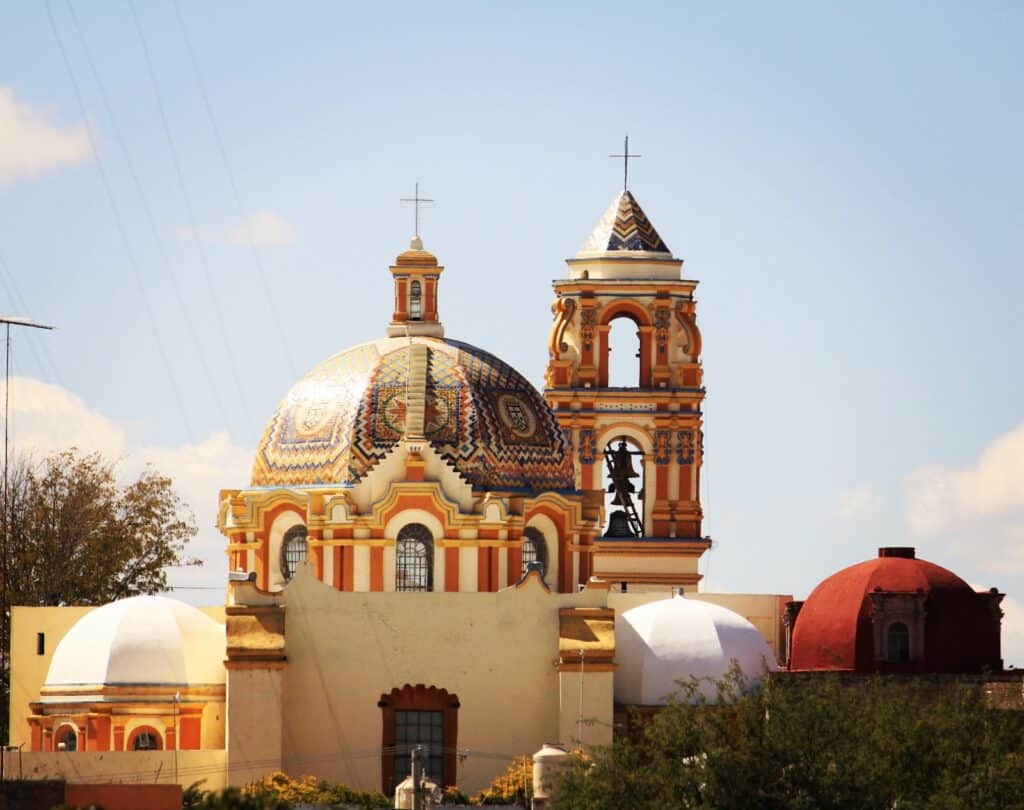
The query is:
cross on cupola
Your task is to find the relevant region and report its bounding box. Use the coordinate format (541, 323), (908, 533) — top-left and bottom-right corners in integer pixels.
(386, 182), (445, 339)
(400, 182), (434, 243)
(609, 135), (642, 191)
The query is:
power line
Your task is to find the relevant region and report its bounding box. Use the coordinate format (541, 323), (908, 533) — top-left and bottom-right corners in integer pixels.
(0, 251), (63, 387)
(45, 0), (196, 443)
(172, 0), (297, 380)
(64, 1), (237, 436)
(124, 1), (257, 436)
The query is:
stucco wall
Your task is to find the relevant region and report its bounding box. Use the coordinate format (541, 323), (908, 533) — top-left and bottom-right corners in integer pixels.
(269, 567), (611, 794)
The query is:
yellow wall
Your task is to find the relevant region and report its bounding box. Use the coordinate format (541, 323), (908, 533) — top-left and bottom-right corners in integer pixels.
(9, 606), (92, 748)
(253, 567), (612, 794)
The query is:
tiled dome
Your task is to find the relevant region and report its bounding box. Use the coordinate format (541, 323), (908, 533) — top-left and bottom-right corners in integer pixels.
(252, 336), (576, 492)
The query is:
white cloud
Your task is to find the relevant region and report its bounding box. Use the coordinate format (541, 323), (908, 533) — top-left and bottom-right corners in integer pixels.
(905, 422), (1024, 573)
(226, 211), (295, 246)
(834, 484), (882, 524)
(1000, 593), (1024, 668)
(0, 86), (91, 187)
(3, 377), (251, 602)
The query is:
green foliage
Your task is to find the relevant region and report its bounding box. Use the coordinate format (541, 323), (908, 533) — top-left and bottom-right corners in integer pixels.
(549, 669), (1024, 810)
(183, 786), (289, 809)
(442, 785), (472, 804)
(243, 771), (391, 808)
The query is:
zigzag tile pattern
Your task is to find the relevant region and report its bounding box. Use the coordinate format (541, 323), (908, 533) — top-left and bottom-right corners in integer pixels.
(579, 190), (671, 254)
(252, 337), (575, 492)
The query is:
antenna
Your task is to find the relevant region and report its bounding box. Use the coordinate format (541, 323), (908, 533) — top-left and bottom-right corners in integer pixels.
(0, 315), (55, 719)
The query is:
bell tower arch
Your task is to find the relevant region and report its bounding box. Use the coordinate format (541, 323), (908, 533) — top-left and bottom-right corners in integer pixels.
(544, 189), (710, 591)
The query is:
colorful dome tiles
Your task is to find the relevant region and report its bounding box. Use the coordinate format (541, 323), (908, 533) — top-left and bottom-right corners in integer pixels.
(252, 337), (576, 492)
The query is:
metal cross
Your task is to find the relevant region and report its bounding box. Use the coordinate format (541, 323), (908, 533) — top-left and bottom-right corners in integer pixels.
(609, 135), (642, 190)
(400, 182), (434, 238)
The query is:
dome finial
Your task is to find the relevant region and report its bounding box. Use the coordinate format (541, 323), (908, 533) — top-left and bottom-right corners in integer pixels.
(609, 134), (642, 191)
(400, 181), (434, 240)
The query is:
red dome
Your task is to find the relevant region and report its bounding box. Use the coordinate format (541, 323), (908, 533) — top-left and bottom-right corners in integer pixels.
(789, 548), (1002, 673)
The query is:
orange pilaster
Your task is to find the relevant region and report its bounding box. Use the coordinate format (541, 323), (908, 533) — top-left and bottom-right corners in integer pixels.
(342, 547), (354, 591)
(180, 715), (202, 750)
(370, 547), (384, 591)
(445, 548), (459, 591)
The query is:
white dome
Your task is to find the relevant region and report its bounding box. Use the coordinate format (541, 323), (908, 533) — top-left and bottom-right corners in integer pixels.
(615, 595), (778, 705)
(44, 595), (225, 688)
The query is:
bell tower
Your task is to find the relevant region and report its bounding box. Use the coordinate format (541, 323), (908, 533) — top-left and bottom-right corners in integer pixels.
(544, 187), (711, 591)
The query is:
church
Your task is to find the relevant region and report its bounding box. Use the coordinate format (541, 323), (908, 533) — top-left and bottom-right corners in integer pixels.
(5, 178), (1005, 795)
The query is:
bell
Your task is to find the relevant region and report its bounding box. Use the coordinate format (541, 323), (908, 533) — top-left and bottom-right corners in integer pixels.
(604, 510), (634, 537)
(611, 489), (633, 507)
(611, 440), (639, 479)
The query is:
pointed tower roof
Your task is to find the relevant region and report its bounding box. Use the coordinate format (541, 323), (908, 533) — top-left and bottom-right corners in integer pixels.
(567, 190), (682, 280)
(578, 190), (671, 257)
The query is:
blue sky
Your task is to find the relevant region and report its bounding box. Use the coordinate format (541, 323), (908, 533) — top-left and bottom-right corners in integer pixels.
(2, 2), (1023, 659)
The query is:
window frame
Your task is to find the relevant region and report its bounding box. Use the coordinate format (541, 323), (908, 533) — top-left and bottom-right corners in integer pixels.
(886, 621), (911, 664)
(280, 524), (309, 582)
(521, 526), (548, 581)
(127, 726), (163, 751)
(55, 724), (77, 752)
(379, 685), (459, 794)
(395, 523), (433, 592)
(409, 280), (423, 320)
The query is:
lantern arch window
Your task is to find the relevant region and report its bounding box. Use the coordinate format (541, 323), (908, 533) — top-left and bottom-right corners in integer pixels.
(409, 280), (423, 320)
(396, 523), (433, 592)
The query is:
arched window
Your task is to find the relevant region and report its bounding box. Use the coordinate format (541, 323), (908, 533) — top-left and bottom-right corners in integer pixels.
(601, 436), (645, 538)
(379, 685), (460, 794)
(281, 525), (308, 582)
(409, 280), (423, 320)
(606, 315), (641, 388)
(129, 727), (162, 751)
(396, 523), (433, 592)
(887, 622), (910, 663)
(55, 725), (77, 751)
(521, 527), (548, 580)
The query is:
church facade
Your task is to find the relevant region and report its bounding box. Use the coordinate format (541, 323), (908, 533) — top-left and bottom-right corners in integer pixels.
(5, 183), (1003, 795)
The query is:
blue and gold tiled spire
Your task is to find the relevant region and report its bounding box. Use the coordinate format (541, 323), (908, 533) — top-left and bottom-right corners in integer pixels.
(578, 190), (671, 256)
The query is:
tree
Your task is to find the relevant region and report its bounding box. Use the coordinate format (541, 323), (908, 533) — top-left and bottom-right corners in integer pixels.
(549, 670), (1024, 810)
(0, 448), (200, 739)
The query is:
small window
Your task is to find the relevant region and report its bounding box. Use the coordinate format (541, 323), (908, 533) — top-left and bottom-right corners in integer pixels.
(409, 280), (423, 320)
(281, 525), (308, 582)
(887, 622), (910, 663)
(132, 729), (161, 751)
(521, 527), (548, 580)
(56, 726), (77, 751)
(37, 632), (45, 655)
(396, 523), (433, 592)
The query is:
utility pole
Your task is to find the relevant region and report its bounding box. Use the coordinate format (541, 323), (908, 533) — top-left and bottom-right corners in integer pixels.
(410, 744), (424, 810)
(0, 316), (54, 746)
